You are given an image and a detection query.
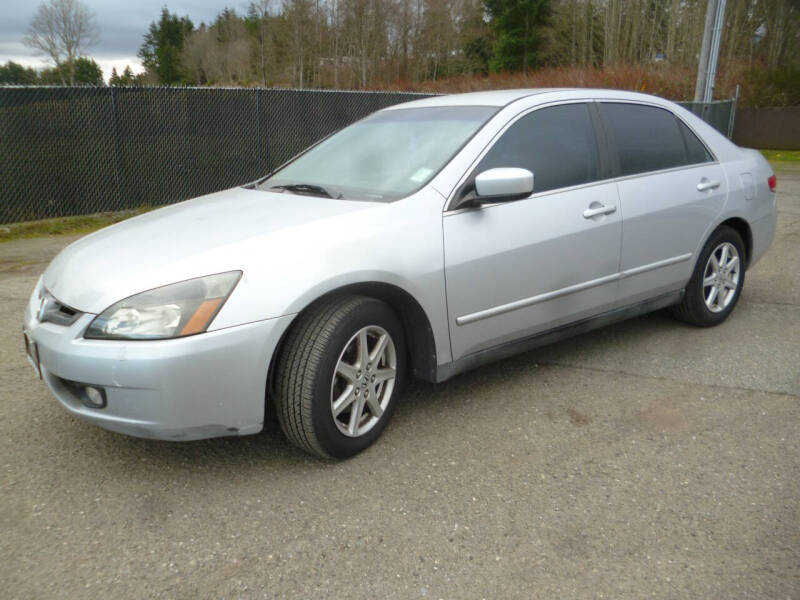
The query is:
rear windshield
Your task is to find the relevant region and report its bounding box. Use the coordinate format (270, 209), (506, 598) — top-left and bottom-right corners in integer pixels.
(259, 106), (498, 201)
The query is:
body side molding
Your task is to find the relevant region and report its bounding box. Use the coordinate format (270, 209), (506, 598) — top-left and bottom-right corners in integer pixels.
(438, 289), (684, 382)
(456, 253), (691, 326)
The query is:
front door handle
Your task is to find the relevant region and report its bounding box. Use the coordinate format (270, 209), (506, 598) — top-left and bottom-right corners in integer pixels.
(697, 179), (720, 192)
(583, 204), (617, 218)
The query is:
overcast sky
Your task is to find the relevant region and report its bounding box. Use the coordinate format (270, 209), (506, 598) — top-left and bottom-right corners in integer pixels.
(0, 0), (253, 80)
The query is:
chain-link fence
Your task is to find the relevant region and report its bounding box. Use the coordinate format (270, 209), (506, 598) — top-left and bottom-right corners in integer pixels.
(0, 87), (735, 225)
(0, 86), (433, 224)
(677, 99), (736, 139)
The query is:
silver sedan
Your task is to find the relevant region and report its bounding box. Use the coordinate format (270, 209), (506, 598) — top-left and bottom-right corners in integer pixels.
(23, 89), (777, 458)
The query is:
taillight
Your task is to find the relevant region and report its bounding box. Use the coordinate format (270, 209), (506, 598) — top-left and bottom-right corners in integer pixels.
(768, 174), (777, 193)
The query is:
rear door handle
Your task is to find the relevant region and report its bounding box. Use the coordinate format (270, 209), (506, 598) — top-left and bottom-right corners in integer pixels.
(697, 179), (720, 191)
(583, 204), (617, 218)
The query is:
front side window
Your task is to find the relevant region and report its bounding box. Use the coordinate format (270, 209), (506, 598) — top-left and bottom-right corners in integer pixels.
(600, 103), (690, 176)
(476, 103), (601, 194)
(260, 106), (497, 201)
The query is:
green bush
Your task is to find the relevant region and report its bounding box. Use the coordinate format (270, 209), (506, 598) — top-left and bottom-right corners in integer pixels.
(740, 64), (800, 107)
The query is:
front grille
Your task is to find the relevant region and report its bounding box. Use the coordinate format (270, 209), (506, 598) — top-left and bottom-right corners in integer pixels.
(39, 289), (82, 326)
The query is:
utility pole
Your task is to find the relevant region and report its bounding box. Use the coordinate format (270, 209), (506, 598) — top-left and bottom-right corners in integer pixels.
(694, 0), (727, 103)
(703, 0), (727, 103)
(694, 0), (716, 101)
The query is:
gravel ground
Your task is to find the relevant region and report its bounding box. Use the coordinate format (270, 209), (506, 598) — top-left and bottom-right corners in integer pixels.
(1, 170), (798, 599)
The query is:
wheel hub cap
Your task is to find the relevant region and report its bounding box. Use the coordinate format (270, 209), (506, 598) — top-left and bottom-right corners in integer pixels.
(702, 242), (741, 313)
(330, 325), (397, 437)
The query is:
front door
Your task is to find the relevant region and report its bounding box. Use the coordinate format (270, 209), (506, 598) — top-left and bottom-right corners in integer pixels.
(443, 102), (622, 360)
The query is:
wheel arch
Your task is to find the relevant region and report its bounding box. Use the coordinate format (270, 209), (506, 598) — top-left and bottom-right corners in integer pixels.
(718, 216), (753, 268)
(266, 281), (440, 410)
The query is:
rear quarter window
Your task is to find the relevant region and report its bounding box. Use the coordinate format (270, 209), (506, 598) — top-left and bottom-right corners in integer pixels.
(678, 119), (714, 165)
(600, 103), (689, 176)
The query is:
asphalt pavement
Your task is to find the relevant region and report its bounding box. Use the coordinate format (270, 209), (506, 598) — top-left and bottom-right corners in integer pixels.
(1, 168), (798, 599)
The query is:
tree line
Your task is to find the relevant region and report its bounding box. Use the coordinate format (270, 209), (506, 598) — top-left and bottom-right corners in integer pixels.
(2, 0), (797, 99)
(138, 0), (797, 89)
(0, 57), (104, 85)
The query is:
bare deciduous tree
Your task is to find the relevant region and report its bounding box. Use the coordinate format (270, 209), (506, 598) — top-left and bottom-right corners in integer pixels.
(24, 0), (99, 85)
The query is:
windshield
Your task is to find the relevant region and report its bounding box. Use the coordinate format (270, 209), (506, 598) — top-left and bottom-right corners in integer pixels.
(259, 106), (498, 201)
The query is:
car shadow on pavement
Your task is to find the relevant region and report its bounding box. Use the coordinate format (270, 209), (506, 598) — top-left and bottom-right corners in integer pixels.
(400, 308), (679, 409)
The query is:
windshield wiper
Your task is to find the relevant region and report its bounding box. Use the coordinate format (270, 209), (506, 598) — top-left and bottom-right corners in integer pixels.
(270, 183), (342, 199)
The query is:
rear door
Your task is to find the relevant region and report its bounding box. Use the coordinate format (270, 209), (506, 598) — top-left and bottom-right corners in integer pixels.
(443, 102), (622, 360)
(598, 102), (728, 305)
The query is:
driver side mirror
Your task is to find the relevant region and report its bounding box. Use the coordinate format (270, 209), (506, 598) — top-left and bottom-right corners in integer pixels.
(454, 168), (534, 210)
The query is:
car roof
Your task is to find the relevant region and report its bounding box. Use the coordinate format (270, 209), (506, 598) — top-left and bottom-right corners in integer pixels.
(382, 88), (675, 110)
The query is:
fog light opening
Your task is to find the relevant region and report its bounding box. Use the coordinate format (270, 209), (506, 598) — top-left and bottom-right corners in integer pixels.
(82, 386), (107, 409)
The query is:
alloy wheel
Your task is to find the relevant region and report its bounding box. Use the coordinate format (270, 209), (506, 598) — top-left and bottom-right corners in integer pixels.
(330, 325), (397, 437)
(702, 242), (741, 313)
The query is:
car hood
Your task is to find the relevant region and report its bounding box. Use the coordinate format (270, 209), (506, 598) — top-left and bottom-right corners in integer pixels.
(43, 187), (375, 313)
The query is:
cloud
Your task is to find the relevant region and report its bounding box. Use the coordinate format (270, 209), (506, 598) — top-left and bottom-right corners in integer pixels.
(0, 0), (238, 77)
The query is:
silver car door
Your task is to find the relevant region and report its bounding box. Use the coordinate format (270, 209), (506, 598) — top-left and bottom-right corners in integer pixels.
(443, 102), (622, 361)
(597, 102), (728, 306)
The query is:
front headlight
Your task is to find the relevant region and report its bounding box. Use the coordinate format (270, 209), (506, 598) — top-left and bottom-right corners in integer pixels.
(84, 271), (242, 340)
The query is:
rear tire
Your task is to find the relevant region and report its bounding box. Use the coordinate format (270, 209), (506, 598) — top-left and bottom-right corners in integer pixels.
(672, 226), (745, 327)
(273, 295), (406, 459)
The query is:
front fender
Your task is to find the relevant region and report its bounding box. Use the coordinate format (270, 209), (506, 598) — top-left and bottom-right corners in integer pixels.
(209, 188), (452, 365)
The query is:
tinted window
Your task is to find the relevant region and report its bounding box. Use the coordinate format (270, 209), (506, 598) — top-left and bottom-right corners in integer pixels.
(477, 103), (600, 193)
(678, 120), (714, 165)
(600, 103), (687, 176)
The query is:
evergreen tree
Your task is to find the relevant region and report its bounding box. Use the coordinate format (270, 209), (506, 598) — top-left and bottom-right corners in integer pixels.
(484, 0), (551, 73)
(0, 61), (39, 84)
(39, 56), (103, 84)
(121, 66), (136, 84)
(138, 7), (194, 84)
(109, 66), (139, 86)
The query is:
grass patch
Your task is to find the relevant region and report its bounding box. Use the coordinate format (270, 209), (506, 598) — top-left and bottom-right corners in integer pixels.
(0, 207), (153, 243)
(760, 149), (800, 163)
(761, 149), (800, 172)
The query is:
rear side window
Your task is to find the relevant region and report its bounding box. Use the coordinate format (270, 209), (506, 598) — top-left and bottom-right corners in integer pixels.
(678, 120), (714, 165)
(600, 103), (688, 176)
(477, 103), (600, 193)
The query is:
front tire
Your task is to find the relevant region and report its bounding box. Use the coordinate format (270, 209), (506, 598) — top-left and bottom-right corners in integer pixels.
(672, 226), (746, 327)
(273, 295), (406, 459)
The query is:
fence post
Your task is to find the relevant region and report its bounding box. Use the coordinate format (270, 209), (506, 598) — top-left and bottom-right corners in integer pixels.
(110, 86), (124, 210)
(728, 85), (740, 140)
(185, 88), (191, 199)
(256, 88), (263, 175)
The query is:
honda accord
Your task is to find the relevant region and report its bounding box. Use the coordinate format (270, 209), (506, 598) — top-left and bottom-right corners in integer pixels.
(23, 89), (777, 458)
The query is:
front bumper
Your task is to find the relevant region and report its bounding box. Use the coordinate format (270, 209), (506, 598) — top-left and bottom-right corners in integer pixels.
(24, 282), (294, 441)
